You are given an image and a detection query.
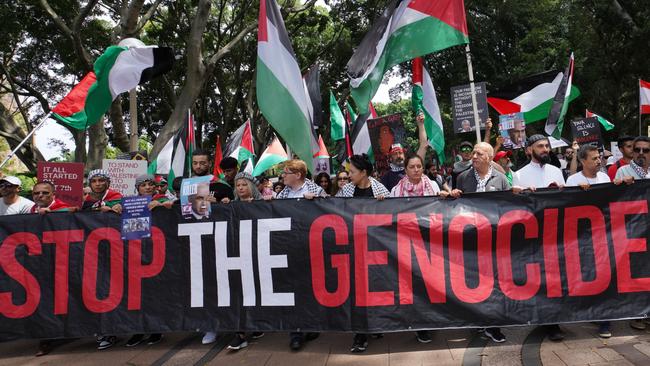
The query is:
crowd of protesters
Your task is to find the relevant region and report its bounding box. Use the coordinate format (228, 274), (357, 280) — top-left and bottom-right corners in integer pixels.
(2, 112), (649, 356)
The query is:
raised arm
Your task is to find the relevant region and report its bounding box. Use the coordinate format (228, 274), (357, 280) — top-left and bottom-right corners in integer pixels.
(415, 112), (428, 161)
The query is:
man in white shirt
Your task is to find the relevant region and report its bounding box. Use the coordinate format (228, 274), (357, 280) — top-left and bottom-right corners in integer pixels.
(0, 176), (34, 215)
(566, 145), (611, 187)
(513, 134), (566, 190)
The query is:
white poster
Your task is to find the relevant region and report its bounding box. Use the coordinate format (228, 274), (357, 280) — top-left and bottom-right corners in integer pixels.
(102, 159), (148, 195)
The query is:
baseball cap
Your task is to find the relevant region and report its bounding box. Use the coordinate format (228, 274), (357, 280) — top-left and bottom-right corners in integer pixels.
(389, 143), (405, 154)
(493, 150), (512, 162)
(0, 176), (21, 187)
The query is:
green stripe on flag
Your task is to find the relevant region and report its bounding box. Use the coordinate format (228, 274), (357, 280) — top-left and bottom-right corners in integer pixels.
(85, 46), (126, 127)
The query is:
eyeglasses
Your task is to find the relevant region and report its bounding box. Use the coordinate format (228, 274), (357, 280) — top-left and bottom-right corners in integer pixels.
(633, 147), (650, 154)
(33, 191), (51, 196)
(282, 170), (295, 175)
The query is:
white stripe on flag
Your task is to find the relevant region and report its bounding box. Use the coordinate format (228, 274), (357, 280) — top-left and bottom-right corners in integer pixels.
(422, 66), (443, 131)
(511, 73), (563, 112)
(108, 47), (156, 99)
(155, 135), (175, 174)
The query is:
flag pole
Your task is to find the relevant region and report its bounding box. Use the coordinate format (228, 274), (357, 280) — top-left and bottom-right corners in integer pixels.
(0, 112), (52, 170)
(129, 88), (138, 151)
(640, 79), (643, 136)
(464, 44), (482, 144)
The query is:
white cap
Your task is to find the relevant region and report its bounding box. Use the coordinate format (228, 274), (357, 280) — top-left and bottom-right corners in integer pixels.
(606, 156), (616, 166)
(0, 176), (21, 187)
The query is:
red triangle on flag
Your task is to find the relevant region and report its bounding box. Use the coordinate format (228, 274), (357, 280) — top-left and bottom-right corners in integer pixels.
(313, 135), (330, 158)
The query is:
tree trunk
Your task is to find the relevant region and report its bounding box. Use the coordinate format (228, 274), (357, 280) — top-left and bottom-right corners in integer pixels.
(0, 103), (45, 171)
(109, 97), (130, 151)
(87, 120), (108, 170)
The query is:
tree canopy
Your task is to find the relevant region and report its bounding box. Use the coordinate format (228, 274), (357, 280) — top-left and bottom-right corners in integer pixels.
(0, 0), (648, 172)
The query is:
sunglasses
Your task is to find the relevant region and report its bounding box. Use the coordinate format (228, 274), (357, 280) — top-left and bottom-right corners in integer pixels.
(338, 176), (349, 181)
(460, 147), (472, 153)
(633, 147), (650, 154)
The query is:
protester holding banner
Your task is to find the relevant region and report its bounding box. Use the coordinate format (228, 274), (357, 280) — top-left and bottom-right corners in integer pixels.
(511, 135), (566, 341)
(30, 181), (76, 214)
(334, 154), (390, 353)
(512, 135), (566, 191)
(0, 176), (34, 215)
(565, 145), (611, 187)
(273, 159), (323, 350)
(452, 141), (474, 187)
(390, 153), (446, 198)
(275, 159), (326, 200)
(449, 142), (509, 343)
(614, 136), (650, 181)
(191, 149), (234, 204)
(82, 169), (123, 214)
(155, 175), (176, 201)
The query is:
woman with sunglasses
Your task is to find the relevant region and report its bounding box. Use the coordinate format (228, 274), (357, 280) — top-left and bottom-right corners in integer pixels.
(331, 170), (349, 196)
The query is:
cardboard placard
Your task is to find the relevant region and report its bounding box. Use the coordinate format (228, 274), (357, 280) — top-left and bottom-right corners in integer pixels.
(570, 117), (602, 148)
(37, 162), (84, 208)
(450, 82), (489, 133)
(102, 159), (148, 196)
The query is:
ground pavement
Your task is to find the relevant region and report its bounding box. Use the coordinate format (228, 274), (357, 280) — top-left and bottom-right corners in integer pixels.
(2, 321), (650, 365)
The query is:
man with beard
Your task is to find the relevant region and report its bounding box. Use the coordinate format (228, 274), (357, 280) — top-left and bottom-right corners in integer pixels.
(615, 136), (650, 181)
(513, 134), (565, 190)
(512, 134), (565, 342)
(190, 149), (234, 203)
(381, 114), (428, 191)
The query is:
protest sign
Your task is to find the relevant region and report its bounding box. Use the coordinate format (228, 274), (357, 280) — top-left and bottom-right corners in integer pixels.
(180, 175), (213, 220)
(498, 113), (527, 149)
(37, 162), (84, 208)
(102, 159), (148, 195)
(450, 82), (488, 134)
(1, 181), (650, 338)
(367, 113), (406, 176)
(313, 158), (330, 175)
(121, 196), (152, 240)
(570, 117), (602, 148)
(611, 142), (622, 161)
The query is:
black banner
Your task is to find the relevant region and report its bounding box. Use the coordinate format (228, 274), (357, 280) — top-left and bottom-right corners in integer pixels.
(2, 182), (650, 338)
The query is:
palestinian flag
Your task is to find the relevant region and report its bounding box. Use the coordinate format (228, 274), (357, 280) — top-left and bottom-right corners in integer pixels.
(257, 0), (318, 171)
(148, 109), (195, 184)
(487, 70), (580, 124)
(313, 135), (330, 159)
(52, 46), (174, 129)
(351, 102), (377, 161)
(346, 101), (358, 122)
(586, 109), (615, 131)
(641, 79), (650, 115)
(347, 0), (468, 114)
(303, 64), (323, 128)
(412, 57), (445, 162)
(224, 119), (255, 164)
(252, 137), (288, 176)
(545, 53), (575, 138)
(51, 72), (96, 129)
(330, 91), (345, 141)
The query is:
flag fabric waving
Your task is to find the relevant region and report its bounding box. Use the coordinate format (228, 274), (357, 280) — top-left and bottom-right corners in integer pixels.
(257, 0), (318, 171)
(586, 109), (615, 131)
(303, 64), (323, 128)
(347, 0), (469, 114)
(641, 79), (650, 115)
(149, 109), (195, 183)
(252, 137), (288, 176)
(487, 70), (580, 125)
(545, 53), (575, 138)
(212, 135), (224, 179)
(330, 91), (346, 141)
(412, 57), (445, 162)
(314, 135), (330, 159)
(53, 46), (174, 129)
(351, 102), (377, 161)
(224, 119), (255, 164)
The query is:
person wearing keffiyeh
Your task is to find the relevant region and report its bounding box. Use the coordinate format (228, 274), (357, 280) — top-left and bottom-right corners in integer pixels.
(615, 136), (650, 182)
(390, 154), (447, 198)
(82, 169), (123, 213)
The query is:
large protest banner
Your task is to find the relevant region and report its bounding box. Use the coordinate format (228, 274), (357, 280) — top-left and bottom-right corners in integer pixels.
(450, 82), (489, 134)
(367, 113), (406, 176)
(1, 181), (650, 339)
(37, 162), (84, 208)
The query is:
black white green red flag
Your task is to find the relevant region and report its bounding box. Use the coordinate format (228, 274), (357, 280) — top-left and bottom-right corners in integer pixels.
(257, 0), (318, 171)
(545, 53), (575, 138)
(412, 57), (445, 162)
(224, 119), (255, 164)
(347, 0), (469, 114)
(52, 46), (173, 129)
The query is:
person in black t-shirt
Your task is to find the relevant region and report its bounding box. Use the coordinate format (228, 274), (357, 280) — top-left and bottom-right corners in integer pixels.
(189, 149), (234, 203)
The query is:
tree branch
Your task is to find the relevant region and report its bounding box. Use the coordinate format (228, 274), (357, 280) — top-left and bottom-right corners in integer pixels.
(135, 0), (164, 34)
(39, 0), (73, 37)
(207, 21), (257, 69)
(0, 63), (32, 133)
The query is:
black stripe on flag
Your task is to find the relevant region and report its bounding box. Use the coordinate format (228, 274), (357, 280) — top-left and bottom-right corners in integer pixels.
(265, 0), (296, 58)
(139, 47), (175, 85)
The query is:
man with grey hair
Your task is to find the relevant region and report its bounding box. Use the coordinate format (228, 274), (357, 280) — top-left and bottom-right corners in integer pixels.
(449, 142), (509, 343)
(566, 145), (611, 187)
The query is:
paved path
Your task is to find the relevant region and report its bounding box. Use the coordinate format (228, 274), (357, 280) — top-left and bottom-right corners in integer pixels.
(2, 321), (650, 365)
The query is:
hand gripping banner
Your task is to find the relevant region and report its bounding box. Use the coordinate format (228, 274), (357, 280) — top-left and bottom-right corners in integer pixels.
(1, 182), (650, 338)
